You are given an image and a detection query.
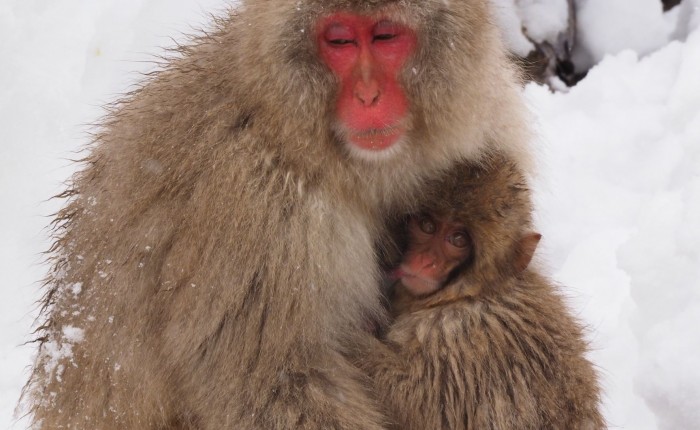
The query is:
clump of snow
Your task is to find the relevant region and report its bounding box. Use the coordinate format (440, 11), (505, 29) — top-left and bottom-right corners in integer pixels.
(491, 0), (536, 56)
(572, 0), (681, 70)
(490, 0), (570, 56)
(39, 325), (84, 389)
(40, 341), (73, 383)
(35, 325), (84, 409)
(70, 282), (83, 297)
(60, 326), (85, 344)
(42, 327), (84, 376)
(519, 0), (570, 44)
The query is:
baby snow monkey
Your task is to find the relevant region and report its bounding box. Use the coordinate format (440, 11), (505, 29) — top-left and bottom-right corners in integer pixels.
(359, 154), (604, 430)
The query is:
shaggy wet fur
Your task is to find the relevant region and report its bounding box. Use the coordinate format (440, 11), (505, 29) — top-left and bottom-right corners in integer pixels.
(22, 1), (533, 428)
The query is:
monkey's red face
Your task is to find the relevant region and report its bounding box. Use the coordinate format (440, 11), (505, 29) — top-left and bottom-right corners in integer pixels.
(317, 14), (416, 154)
(398, 215), (472, 296)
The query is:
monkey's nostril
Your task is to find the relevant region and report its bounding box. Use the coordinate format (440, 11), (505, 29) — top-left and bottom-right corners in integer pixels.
(354, 79), (381, 106)
(356, 89), (379, 106)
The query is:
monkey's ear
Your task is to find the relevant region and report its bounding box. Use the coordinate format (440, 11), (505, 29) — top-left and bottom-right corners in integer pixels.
(514, 232), (541, 273)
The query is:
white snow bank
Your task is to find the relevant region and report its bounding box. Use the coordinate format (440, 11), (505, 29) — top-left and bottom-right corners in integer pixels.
(527, 23), (700, 430)
(572, 0), (698, 70)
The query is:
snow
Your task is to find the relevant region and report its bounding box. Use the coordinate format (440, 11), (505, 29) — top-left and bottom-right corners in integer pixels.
(59, 327), (84, 345)
(1, 0), (699, 429)
(490, 0), (570, 56)
(519, 0), (569, 44)
(491, 0), (537, 56)
(572, 0), (697, 71)
(526, 18), (700, 426)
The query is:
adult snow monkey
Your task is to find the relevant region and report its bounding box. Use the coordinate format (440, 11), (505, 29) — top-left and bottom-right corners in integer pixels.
(23, 1), (532, 429)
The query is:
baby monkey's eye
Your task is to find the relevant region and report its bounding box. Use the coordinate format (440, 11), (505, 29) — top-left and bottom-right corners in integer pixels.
(418, 216), (436, 235)
(448, 231), (470, 248)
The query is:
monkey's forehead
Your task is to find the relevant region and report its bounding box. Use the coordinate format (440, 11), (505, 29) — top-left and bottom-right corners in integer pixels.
(293, 0), (431, 13)
(244, 0), (464, 28)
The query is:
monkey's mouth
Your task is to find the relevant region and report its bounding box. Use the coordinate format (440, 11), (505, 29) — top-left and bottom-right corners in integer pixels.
(398, 269), (442, 297)
(348, 125), (404, 151)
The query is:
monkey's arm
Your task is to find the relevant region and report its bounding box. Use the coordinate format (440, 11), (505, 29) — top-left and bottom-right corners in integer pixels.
(453, 275), (605, 430)
(352, 308), (483, 430)
(362, 300), (547, 430)
(358, 282), (604, 430)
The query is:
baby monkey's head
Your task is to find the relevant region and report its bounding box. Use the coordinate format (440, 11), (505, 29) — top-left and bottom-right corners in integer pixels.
(397, 154), (540, 297)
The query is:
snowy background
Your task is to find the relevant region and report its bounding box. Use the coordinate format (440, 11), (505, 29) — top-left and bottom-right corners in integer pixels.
(1, 0), (698, 428)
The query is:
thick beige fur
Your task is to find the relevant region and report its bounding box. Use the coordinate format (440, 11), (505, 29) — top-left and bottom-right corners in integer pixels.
(358, 155), (605, 430)
(22, 1), (533, 429)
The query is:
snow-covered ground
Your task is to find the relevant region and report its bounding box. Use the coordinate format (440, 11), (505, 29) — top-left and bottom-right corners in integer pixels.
(1, 1), (699, 429)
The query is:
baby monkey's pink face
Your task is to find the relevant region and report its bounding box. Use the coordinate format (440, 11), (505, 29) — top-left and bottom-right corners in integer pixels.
(397, 214), (472, 296)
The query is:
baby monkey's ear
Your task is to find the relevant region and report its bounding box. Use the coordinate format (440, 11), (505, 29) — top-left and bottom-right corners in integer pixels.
(514, 232), (542, 273)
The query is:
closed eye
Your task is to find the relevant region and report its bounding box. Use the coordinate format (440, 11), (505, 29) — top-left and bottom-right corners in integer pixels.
(328, 39), (355, 46)
(373, 34), (396, 41)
